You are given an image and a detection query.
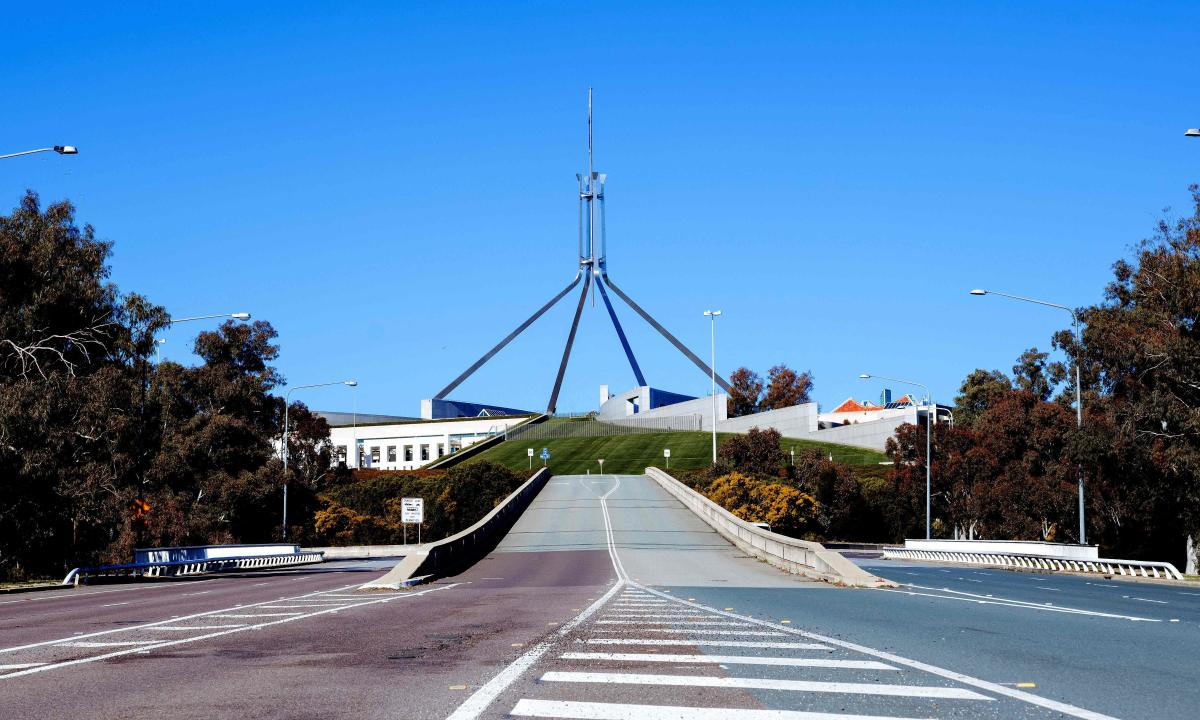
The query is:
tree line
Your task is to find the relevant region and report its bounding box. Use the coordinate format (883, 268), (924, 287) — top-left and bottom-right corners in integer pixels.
(0, 192), (335, 580)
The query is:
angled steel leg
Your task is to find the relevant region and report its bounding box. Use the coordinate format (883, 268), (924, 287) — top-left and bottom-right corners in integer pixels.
(600, 271), (733, 394)
(435, 270), (583, 400)
(546, 272), (592, 414)
(595, 273), (646, 386)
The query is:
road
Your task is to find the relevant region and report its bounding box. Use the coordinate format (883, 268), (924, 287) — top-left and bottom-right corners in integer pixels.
(2, 473), (1197, 719)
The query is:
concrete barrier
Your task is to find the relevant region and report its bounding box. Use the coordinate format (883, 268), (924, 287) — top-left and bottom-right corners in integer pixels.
(645, 467), (894, 588)
(882, 546), (1185, 580)
(361, 467), (552, 590)
(305, 545), (420, 560)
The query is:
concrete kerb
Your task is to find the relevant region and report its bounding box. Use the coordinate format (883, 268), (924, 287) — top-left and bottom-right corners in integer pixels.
(359, 467), (553, 591)
(644, 467), (895, 588)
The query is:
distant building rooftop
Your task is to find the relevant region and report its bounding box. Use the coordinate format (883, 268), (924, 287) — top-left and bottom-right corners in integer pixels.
(315, 411), (418, 427)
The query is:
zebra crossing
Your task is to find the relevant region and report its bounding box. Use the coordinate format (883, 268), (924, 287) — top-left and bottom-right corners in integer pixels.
(475, 583), (1116, 720)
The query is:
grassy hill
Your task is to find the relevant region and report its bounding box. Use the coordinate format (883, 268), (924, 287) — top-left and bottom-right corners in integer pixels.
(469, 430), (887, 476)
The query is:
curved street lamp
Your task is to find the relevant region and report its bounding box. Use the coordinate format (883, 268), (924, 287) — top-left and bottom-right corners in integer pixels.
(970, 288), (1088, 544)
(281, 380), (358, 539)
(703, 310), (722, 464)
(861, 373), (933, 540)
(0, 145), (78, 160)
(170, 312), (251, 324)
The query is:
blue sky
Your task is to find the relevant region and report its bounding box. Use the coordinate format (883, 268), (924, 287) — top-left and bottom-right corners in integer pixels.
(4, 2), (1198, 415)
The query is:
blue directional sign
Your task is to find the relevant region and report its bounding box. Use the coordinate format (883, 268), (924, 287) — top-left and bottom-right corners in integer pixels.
(540, 448), (550, 461)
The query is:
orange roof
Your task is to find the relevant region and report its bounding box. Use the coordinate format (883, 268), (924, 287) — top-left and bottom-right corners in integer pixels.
(831, 397), (876, 413)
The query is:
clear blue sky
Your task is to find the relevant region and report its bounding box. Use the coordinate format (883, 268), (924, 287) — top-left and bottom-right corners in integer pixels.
(5, 2), (1198, 415)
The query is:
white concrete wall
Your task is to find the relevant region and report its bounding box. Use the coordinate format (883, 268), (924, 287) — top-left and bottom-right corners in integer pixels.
(329, 416), (528, 471)
(717, 403), (819, 437)
(811, 411), (915, 450)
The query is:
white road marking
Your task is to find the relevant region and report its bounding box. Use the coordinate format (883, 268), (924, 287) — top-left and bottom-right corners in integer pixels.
(510, 698), (931, 720)
(0, 584), (457, 680)
(0, 663), (46, 670)
(445, 475), (628, 720)
(1087, 583), (1119, 588)
(1034, 587), (1061, 592)
(1122, 596), (1168, 604)
(583, 639), (830, 650)
(0, 583), (363, 656)
(639, 628), (787, 636)
(560, 652), (895, 670)
(64, 640), (161, 647)
(887, 585), (1160, 622)
(540, 671), (989, 699)
(100, 601), (132, 607)
(635, 584), (1121, 720)
(181, 590), (212, 596)
(255, 605), (347, 610)
(603, 613), (710, 618)
(210, 612), (304, 618)
(596, 620), (750, 626)
(148, 625), (247, 630)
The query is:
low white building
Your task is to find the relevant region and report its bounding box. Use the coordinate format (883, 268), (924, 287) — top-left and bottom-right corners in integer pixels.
(317, 411), (533, 471)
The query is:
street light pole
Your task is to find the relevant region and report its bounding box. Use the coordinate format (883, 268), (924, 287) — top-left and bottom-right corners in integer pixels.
(970, 288), (1087, 544)
(281, 380), (358, 539)
(704, 310), (722, 464)
(0, 145), (78, 160)
(860, 373), (932, 539)
(169, 312), (251, 324)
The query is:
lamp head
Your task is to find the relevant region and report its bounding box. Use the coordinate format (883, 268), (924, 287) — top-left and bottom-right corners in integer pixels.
(703, 310), (722, 317)
(230, 312), (251, 320)
(53, 145), (78, 155)
(1186, 129), (1200, 137)
(859, 373), (871, 379)
(969, 289), (988, 296)
(344, 380), (358, 387)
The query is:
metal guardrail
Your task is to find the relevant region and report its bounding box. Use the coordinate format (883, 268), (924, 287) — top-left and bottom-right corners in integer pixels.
(882, 547), (1184, 580)
(62, 551), (325, 586)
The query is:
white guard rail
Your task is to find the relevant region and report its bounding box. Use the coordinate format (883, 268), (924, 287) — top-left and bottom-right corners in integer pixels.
(62, 550), (325, 586)
(645, 467), (894, 588)
(882, 547), (1184, 580)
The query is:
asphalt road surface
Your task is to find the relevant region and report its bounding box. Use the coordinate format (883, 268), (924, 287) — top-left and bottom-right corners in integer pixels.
(2, 473), (1197, 719)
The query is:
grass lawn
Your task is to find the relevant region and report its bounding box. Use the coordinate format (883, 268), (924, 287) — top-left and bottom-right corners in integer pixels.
(469, 430), (887, 476)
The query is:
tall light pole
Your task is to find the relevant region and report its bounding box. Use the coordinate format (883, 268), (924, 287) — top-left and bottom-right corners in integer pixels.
(1186, 128), (1200, 138)
(704, 310), (722, 464)
(281, 380), (357, 539)
(170, 312), (251, 324)
(971, 288), (1088, 544)
(861, 373), (933, 540)
(0, 145), (78, 161)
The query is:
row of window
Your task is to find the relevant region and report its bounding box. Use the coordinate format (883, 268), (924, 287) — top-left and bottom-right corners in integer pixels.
(334, 442), (452, 466)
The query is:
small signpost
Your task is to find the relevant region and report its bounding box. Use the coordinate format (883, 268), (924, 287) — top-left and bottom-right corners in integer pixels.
(598, 458), (605, 474)
(664, 448), (671, 469)
(527, 447), (534, 469)
(401, 497), (424, 545)
(540, 447), (550, 467)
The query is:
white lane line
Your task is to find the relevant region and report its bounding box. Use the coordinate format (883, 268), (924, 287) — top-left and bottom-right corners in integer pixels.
(560, 652), (895, 670)
(0, 583), (364, 655)
(1034, 587), (1061, 592)
(584, 639), (829, 650)
(148, 625), (247, 630)
(510, 698), (931, 720)
(100, 601), (132, 607)
(635, 584), (1119, 720)
(181, 590), (212, 596)
(639, 629), (786, 636)
(0, 584), (457, 681)
(0, 663), (47, 670)
(1180, 592), (1200, 597)
(210, 612), (304, 618)
(603, 613), (710, 618)
(255, 605), (349, 610)
(596, 620), (750, 626)
(64, 640), (161, 647)
(253, 582), (271, 586)
(888, 585), (1160, 622)
(540, 672), (989, 700)
(1087, 583), (1119, 588)
(446, 476), (627, 720)
(1122, 596), (1168, 604)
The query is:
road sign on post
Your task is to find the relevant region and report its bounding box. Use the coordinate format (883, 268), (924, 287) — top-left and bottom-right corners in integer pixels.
(402, 497), (424, 545)
(664, 448), (670, 469)
(527, 447), (534, 469)
(540, 447), (550, 467)
(598, 458), (604, 474)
